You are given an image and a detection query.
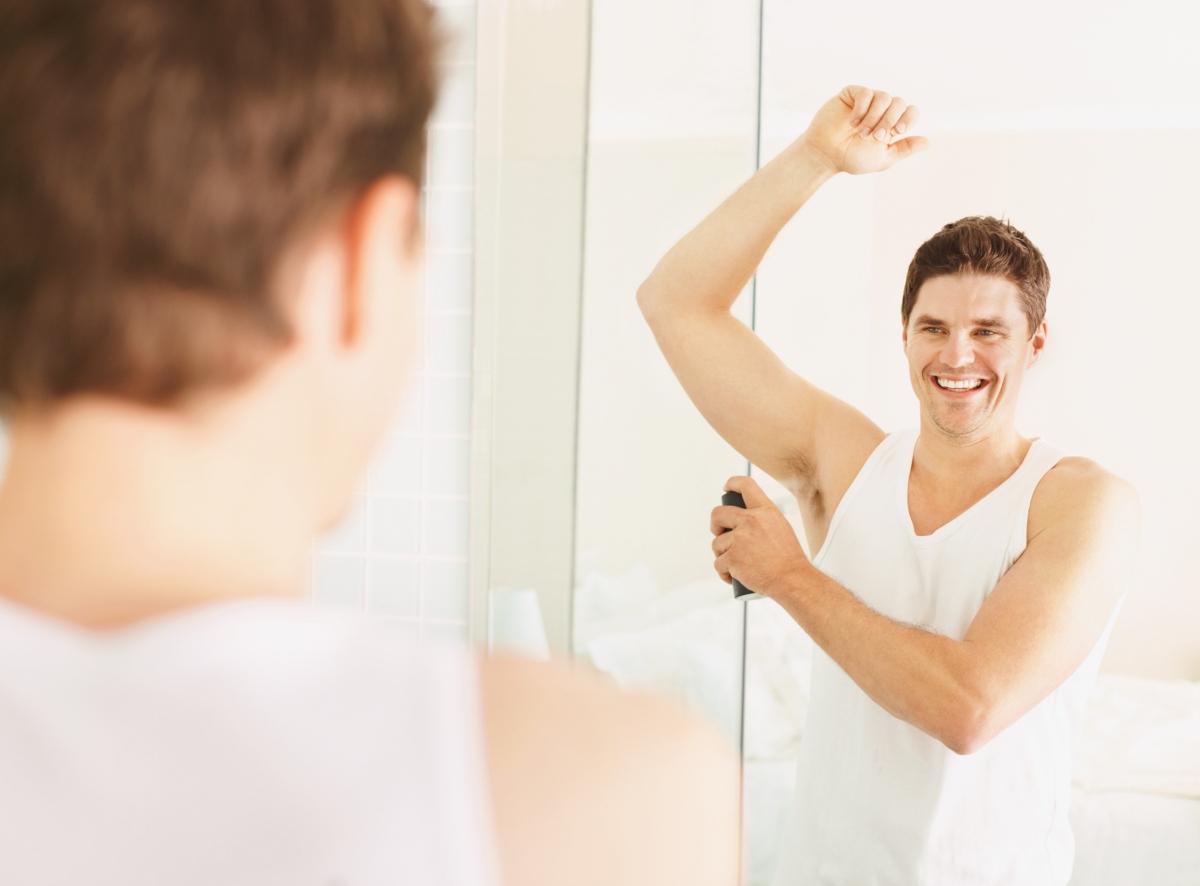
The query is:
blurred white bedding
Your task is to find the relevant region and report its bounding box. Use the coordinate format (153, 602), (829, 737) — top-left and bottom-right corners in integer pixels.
(743, 759), (1200, 886)
(1068, 788), (1200, 886)
(576, 569), (1200, 886)
(1066, 675), (1200, 886)
(575, 569), (811, 754)
(1074, 674), (1200, 797)
(576, 565), (745, 742)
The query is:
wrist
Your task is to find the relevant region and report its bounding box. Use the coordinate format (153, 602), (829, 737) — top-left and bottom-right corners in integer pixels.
(758, 139), (836, 216)
(785, 137), (840, 182)
(773, 556), (820, 606)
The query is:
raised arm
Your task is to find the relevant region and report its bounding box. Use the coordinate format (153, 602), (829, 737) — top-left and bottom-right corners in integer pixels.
(637, 85), (928, 495)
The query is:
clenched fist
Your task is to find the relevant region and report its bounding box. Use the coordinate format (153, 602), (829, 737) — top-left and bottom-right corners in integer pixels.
(799, 85), (929, 175)
(711, 476), (812, 599)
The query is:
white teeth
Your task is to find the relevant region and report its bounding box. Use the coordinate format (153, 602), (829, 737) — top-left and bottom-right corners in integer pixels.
(936, 377), (983, 390)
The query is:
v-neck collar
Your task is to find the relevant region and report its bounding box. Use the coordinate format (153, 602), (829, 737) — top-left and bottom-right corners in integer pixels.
(900, 430), (1041, 543)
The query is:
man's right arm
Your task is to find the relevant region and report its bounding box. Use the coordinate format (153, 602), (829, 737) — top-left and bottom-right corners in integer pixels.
(636, 85), (927, 498)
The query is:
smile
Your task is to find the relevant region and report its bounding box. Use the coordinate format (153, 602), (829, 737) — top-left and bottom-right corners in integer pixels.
(932, 375), (989, 395)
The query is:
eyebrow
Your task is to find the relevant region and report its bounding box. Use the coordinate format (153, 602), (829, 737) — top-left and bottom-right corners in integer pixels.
(912, 314), (1011, 330)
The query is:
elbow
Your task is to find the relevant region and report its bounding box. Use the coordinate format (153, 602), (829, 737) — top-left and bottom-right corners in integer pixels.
(635, 281), (661, 321)
(936, 668), (1003, 755)
(636, 265), (681, 322)
(943, 725), (986, 756)
(931, 650), (1007, 756)
(939, 698), (1000, 756)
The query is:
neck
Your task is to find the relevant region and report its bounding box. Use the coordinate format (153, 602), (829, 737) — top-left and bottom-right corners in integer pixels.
(912, 417), (1031, 490)
(0, 389), (320, 629)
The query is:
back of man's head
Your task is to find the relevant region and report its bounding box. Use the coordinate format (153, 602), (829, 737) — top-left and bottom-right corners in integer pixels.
(0, 0), (439, 411)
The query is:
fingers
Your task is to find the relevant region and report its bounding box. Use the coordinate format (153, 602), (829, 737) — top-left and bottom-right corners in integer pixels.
(714, 554), (733, 584)
(856, 91), (892, 137)
(710, 505), (745, 536)
(842, 84), (873, 126)
(723, 475), (771, 508)
(870, 96), (909, 142)
(711, 532), (733, 557)
(893, 103), (919, 135)
(888, 135), (930, 160)
(845, 89), (919, 145)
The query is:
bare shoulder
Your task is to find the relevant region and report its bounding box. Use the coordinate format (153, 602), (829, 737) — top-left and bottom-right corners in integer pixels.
(478, 655), (740, 886)
(1029, 455), (1140, 542)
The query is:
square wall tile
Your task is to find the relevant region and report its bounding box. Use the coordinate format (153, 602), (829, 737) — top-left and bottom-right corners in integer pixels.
(424, 435), (470, 496)
(426, 249), (473, 312)
(370, 496), (421, 555)
(426, 312), (472, 374)
(426, 374), (471, 436)
(422, 498), (469, 558)
(426, 187), (473, 252)
(368, 558), (421, 617)
(428, 125), (475, 189)
(421, 558), (470, 621)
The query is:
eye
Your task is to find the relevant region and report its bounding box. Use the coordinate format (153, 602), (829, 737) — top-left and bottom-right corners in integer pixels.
(923, 326), (944, 334)
(976, 329), (998, 337)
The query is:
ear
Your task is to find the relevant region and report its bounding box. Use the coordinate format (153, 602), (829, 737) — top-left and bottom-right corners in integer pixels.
(1028, 319), (1047, 366)
(338, 175), (423, 348)
(901, 316), (909, 347)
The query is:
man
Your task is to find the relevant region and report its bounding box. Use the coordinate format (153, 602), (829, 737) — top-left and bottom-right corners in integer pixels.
(638, 84), (1138, 885)
(0, 2), (738, 885)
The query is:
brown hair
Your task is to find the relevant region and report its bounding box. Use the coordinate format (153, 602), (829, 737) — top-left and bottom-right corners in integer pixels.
(0, 0), (441, 410)
(901, 216), (1050, 338)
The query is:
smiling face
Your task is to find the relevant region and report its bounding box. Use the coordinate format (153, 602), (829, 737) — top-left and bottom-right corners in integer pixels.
(902, 273), (1047, 441)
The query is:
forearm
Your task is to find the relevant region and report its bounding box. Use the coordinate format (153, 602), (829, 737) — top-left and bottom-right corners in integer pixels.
(774, 563), (987, 753)
(637, 141), (837, 317)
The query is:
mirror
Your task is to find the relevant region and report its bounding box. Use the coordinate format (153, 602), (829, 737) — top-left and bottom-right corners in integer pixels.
(571, 0), (762, 749)
(745, 2), (1200, 881)
(485, 0), (1200, 883)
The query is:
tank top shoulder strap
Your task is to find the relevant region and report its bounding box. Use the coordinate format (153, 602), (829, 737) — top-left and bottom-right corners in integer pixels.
(1009, 438), (1068, 497)
(995, 437), (1069, 550)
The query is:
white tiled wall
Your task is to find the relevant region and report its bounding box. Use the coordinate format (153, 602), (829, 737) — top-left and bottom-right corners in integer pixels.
(311, 0), (477, 643)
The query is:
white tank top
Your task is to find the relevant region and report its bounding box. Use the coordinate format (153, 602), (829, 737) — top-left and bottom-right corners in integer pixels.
(0, 596), (500, 886)
(771, 429), (1118, 886)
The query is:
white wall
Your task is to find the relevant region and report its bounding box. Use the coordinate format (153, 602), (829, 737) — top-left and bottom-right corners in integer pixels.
(576, 0), (760, 597)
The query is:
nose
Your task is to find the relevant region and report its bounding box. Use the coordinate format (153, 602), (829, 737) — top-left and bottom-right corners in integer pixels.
(939, 331), (975, 369)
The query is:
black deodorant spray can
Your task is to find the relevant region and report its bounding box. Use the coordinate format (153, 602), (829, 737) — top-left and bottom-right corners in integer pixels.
(720, 490), (755, 598)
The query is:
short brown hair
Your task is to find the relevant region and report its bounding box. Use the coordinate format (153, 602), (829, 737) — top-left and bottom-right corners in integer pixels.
(0, 0), (441, 410)
(901, 216), (1050, 338)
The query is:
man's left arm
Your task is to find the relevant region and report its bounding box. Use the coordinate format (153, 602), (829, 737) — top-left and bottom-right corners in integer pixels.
(714, 463), (1140, 754)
